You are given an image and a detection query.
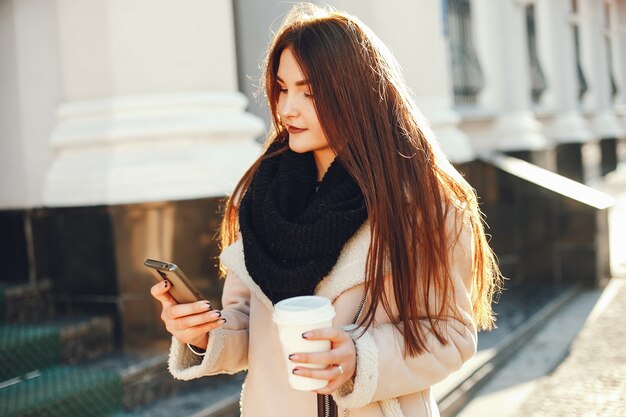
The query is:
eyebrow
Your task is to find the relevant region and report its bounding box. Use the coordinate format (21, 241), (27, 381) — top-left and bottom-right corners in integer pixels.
(276, 75), (310, 86)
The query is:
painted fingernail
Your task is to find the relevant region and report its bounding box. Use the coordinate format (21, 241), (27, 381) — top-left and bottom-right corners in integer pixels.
(220, 318), (227, 324)
(288, 354), (295, 361)
(206, 302), (213, 310)
(163, 280), (168, 288)
(292, 368), (300, 375)
(302, 332), (310, 339)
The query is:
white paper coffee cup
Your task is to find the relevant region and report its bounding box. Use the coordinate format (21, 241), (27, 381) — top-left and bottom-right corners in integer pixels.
(272, 295), (336, 391)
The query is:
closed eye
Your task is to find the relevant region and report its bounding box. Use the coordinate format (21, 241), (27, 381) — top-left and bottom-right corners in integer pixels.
(277, 81), (312, 98)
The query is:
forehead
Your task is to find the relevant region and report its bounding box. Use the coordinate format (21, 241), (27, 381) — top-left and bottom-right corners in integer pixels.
(276, 47), (306, 82)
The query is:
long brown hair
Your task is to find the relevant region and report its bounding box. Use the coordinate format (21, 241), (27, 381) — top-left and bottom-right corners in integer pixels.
(221, 3), (501, 356)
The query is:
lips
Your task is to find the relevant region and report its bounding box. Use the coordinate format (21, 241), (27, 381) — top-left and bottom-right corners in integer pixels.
(286, 124), (307, 134)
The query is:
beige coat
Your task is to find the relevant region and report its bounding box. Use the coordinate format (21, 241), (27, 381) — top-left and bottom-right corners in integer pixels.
(168, 210), (477, 417)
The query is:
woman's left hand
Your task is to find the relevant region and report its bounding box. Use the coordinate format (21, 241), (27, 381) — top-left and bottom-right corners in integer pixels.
(289, 326), (356, 395)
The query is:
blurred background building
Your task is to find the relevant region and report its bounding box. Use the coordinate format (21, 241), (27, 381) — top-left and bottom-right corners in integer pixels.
(1, 1), (624, 416)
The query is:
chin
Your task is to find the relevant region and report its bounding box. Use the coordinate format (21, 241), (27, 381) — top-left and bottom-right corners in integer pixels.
(288, 137), (315, 154)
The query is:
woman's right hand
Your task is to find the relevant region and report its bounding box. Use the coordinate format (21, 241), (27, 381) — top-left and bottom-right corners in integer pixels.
(150, 280), (226, 350)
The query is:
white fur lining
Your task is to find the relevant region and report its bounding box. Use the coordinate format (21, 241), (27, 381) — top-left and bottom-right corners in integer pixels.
(167, 328), (228, 380)
(332, 323), (379, 409)
(219, 240), (274, 310)
(315, 222), (372, 301)
(219, 221), (373, 306)
(380, 399), (406, 417)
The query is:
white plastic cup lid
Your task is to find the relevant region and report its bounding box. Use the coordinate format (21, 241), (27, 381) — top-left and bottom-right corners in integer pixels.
(273, 296), (335, 325)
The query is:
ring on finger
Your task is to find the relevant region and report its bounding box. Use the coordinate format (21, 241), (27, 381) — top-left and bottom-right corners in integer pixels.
(336, 364), (344, 376)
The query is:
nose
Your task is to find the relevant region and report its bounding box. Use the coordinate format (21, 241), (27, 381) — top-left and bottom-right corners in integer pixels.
(278, 93), (298, 120)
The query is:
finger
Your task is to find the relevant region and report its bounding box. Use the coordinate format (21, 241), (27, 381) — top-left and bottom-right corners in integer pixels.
(193, 317), (227, 334)
(292, 364), (343, 381)
(150, 280), (177, 307)
(169, 316), (227, 339)
(288, 350), (336, 366)
(169, 300), (213, 319)
(177, 310), (222, 329)
(302, 327), (349, 343)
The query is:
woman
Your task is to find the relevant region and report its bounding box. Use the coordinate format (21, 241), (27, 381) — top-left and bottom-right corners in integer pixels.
(150, 3), (501, 416)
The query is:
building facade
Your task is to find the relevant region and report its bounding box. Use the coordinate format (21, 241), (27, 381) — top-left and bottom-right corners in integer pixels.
(1, 0), (623, 347)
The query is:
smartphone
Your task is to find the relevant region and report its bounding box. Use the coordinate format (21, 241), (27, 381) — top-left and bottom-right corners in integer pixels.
(144, 258), (207, 304)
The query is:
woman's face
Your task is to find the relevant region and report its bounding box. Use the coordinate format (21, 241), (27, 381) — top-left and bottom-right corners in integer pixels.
(276, 47), (335, 173)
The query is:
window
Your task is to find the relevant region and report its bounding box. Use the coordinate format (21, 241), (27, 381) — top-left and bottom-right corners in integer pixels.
(446, 0), (485, 105)
(571, 0), (589, 100)
(526, 4), (547, 104)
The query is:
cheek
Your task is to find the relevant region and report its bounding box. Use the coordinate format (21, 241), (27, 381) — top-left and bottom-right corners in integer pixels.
(305, 108), (324, 138)
(276, 97), (284, 116)
(311, 126), (329, 147)
(312, 119), (328, 145)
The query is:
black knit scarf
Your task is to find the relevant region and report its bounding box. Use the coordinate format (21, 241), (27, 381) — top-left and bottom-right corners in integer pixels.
(238, 143), (368, 304)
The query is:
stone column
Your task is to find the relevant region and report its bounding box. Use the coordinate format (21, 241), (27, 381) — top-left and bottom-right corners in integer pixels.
(328, 0), (475, 164)
(0, 0), (60, 208)
(45, 0), (263, 206)
(0, 0), (61, 286)
(578, 0), (624, 179)
(42, 0), (264, 348)
(536, 0), (593, 182)
(470, 0), (549, 167)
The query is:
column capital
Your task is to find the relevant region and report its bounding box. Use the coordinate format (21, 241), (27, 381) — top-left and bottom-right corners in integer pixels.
(43, 0), (266, 207)
(44, 91), (264, 206)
